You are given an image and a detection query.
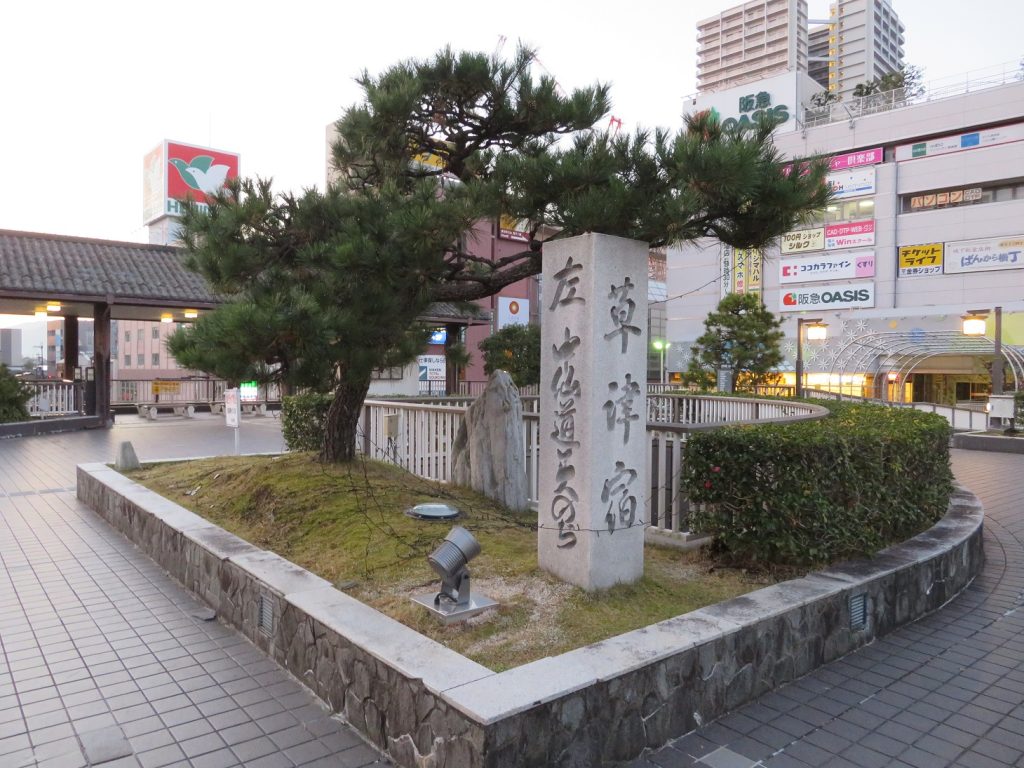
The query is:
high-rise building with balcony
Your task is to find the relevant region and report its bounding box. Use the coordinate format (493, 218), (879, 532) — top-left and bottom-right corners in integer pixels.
(696, 0), (904, 103)
(696, 0), (809, 93)
(822, 0), (905, 102)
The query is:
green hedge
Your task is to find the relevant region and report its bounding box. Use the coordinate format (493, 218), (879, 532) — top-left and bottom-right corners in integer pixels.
(681, 402), (953, 566)
(281, 392), (333, 452)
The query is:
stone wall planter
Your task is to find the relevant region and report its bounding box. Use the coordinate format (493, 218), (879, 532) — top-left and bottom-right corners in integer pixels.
(78, 463), (984, 768)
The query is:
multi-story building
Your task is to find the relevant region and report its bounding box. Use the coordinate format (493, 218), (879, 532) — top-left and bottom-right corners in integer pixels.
(807, 23), (831, 89)
(111, 320), (190, 381)
(667, 72), (1024, 405)
(819, 0), (905, 102)
(696, 0), (809, 93)
(45, 319), (95, 377)
(696, 0), (904, 106)
(0, 327), (22, 367)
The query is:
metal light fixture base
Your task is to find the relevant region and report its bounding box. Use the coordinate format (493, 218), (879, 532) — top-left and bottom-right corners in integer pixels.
(411, 590), (497, 625)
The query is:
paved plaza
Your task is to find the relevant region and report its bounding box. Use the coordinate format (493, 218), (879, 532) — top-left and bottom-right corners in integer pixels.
(629, 449), (1024, 768)
(0, 417), (388, 768)
(1, 418), (1022, 767)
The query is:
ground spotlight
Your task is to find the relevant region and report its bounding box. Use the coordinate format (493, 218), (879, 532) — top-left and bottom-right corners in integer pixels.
(412, 526), (496, 624)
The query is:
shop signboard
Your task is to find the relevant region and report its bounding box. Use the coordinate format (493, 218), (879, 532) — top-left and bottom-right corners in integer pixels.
(829, 148), (883, 171)
(827, 166), (876, 200)
(720, 246), (732, 298)
(825, 220), (875, 250)
(943, 235), (1024, 274)
(143, 140), (240, 223)
(895, 123), (1024, 161)
(898, 243), (943, 277)
(497, 296), (529, 328)
(781, 227), (825, 254)
(417, 355), (446, 381)
(779, 282), (875, 312)
(746, 249), (762, 294)
(779, 251), (875, 284)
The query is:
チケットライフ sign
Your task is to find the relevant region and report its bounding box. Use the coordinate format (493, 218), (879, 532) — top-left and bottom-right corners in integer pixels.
(898, 243), (943, 277)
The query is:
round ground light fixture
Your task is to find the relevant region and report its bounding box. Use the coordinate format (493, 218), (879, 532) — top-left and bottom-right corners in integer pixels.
(406, 503), (460, 521)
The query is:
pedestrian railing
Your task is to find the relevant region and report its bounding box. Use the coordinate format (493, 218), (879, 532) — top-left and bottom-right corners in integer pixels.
(804, 388), (991, 431)
(110, 379), (283, 408)
(360, 394), (827, 539)
(25, 381), (84, 417)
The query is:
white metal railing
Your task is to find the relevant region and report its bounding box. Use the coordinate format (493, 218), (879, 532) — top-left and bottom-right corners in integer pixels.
(25, 381), (83, 417)
(111, 379), (283, 406)
(802, 59), (1024, 129)
(804, 388), (991, 431)
(360, 394), (827, 538)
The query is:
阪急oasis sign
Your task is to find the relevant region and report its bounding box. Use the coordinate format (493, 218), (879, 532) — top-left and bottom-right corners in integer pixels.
(693, 72), (798, 134)
(779, 282), (875, 312)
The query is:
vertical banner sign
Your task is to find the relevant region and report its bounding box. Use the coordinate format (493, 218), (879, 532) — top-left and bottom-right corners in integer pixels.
(224, 388), (240, 428)
(720, 246), (732, 298)
(539, 234), (647, 590)
(732, 248), (748, 294)
(742, 249), (762, 295)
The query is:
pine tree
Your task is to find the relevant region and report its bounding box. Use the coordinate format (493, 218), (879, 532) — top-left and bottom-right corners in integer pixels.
(171, 45), (831, 462)
(686, 294), (784, 392)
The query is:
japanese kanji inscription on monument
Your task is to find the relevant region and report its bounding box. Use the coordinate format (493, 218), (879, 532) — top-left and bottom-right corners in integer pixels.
(539, 233), (648, 590)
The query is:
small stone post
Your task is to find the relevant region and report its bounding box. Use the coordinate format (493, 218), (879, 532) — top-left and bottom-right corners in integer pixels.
(538, 233), (648, 590)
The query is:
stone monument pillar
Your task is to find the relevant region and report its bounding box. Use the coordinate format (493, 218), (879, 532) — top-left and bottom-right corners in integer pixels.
(538, 233), (648, 590)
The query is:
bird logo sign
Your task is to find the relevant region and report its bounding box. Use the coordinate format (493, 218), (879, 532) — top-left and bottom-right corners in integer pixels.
(169, 156), (231, 196)
(164, 142), (240, 213)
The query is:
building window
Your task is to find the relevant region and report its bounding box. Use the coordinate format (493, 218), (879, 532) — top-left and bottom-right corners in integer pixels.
(137, 353), (144, 366)
(372, 366), (404, 381)
(152, 326), (160, 339)
(125, 330), (131, 343)
(151, 353), (160, 366)
(124, 354), (131, 367)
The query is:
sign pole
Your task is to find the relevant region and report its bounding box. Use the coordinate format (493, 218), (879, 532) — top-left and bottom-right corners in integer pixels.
(224, 387), (240, 455)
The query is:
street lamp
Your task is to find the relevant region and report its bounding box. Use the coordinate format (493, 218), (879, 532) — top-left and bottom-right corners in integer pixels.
(962, 307), (1003, 396)
(795, 318), (828, 398)
(652, 339), (671, 385)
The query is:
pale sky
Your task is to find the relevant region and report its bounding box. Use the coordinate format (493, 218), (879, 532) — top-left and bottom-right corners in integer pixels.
(2, 0), (1021, 246)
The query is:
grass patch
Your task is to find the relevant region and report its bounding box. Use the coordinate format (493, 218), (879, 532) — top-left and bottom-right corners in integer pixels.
(126, 453), (792, 671)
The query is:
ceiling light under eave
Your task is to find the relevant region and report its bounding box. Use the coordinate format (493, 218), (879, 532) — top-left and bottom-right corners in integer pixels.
(183, 309), (199, 319)
(160, 313), (174, 324)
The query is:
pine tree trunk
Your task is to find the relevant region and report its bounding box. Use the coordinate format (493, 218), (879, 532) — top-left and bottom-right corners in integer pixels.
(320, 377), (371, 462)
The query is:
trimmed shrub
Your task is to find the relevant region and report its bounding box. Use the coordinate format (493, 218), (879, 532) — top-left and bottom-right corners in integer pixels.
(682, 402), (953, 566)
(281, 392), (333, 452)
(0, 365), (31, 423)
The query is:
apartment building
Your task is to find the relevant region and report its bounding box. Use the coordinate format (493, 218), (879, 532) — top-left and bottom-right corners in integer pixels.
(696, 0), (809, 93)
(816, 0), (905, 101)
(696, 0), (904, 107)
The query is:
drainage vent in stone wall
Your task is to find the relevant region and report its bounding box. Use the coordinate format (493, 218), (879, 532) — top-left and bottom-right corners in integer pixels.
(849, 593), (868, 631)
(259, 593), (275, 636)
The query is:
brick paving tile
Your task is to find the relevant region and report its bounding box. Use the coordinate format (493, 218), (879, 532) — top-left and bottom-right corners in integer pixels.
(0, 422), (388, 768)
(625, 449), (1024, 768)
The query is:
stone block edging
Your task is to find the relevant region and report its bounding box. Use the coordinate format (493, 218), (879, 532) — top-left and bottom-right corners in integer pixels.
(77, 463), (984, 768)
(954, 431), (1024, 454)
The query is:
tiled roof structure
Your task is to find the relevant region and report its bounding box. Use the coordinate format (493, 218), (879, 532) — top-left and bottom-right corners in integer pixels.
(0, 229), (218, 305)
(0, 229), (492, 323)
